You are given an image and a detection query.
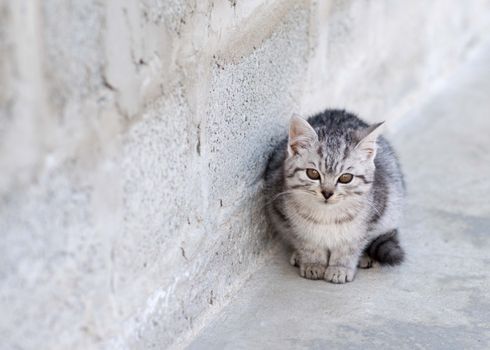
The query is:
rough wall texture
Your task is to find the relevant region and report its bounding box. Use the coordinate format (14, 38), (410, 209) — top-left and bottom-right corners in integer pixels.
(1, 1), (489, 349)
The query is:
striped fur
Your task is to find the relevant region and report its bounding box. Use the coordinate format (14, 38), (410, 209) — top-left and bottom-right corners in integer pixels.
(366, 229), (404, 265)
(264, 110), (405, 283)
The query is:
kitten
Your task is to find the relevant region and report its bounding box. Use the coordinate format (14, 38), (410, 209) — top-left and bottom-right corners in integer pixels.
(264, 110), (405, 284)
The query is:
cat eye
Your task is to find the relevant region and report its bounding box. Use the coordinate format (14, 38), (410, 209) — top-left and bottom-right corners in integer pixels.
(338, 173), (354, 184)
(306, 168), (320, 180)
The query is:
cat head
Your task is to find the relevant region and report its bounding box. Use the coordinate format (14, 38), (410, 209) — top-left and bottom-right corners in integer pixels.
(284, 114), (383, 206)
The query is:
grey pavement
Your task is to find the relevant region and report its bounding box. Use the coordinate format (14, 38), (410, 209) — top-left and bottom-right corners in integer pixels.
(187, 45), (490, 349)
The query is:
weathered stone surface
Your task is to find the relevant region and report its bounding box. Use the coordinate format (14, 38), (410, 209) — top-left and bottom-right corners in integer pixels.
(1, 1), (489, 349)
(188, 41), (490, 350)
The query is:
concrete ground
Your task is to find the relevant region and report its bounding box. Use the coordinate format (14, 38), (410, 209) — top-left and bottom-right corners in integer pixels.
(187, 45), (490, 350)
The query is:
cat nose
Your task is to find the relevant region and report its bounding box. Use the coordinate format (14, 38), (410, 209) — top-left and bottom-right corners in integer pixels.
(321, 190), (334, 200)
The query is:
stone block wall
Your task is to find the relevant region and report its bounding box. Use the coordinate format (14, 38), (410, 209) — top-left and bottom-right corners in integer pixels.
(1, 1), (489, 349)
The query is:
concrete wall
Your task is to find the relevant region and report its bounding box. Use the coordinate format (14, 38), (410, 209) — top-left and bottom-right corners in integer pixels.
(1, 1), (489, 349)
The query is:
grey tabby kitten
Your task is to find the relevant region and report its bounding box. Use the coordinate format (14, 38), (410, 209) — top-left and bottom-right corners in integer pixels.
(264, 110), (405, 284)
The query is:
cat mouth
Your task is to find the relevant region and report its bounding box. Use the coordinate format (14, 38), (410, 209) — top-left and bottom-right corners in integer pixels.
(322, 198), (339, 205)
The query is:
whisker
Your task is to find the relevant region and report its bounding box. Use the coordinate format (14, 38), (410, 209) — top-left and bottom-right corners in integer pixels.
(363, 200), (381, 217)
(262, 190), (294, 209)
(262, 188), (317, 210)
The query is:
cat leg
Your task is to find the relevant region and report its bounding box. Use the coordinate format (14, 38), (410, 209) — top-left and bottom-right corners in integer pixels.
(357, 253), (374, 269)
(295, 247), (328, 280)
(325, 243), (363, 284)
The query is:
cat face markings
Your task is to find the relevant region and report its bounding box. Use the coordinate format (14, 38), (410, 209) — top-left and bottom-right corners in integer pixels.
(285, 118), (374, 205)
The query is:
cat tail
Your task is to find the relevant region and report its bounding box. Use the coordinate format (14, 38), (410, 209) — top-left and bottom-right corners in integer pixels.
(367, 229), (404, 266)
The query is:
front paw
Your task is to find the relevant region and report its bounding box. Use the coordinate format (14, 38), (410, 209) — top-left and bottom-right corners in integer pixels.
(324, 266), (355, 284)
(299, 263), (326, 280)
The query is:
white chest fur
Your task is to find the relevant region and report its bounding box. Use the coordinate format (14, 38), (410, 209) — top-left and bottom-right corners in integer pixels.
(285, 196), (367, 249)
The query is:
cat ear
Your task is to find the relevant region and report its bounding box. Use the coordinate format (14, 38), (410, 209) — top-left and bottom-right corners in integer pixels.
(354, 122), (384, 160)
(288, 114), (318, 156)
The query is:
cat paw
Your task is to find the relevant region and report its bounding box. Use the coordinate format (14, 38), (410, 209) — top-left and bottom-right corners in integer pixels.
(289, 251), (299, 266)
(324, 266), (355, 284)
(299, 263), (326, 280)
(358, 255), (374, 269)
